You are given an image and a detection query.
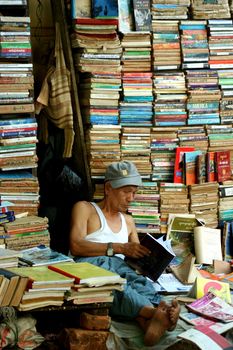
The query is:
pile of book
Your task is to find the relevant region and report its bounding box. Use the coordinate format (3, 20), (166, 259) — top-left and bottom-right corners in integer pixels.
(151, 0), (190, 20)
(159, 182), (189, 233)
(0, 247), (22, 268)
(178, 126), (208, 152)
(0, 170), (39, 216)
(71, 18), (121, 74)
(153, 72), (187, 126)
(85, 124), (121, 179)
(219, 181), (233, 227)
(152, 20), (181, 71)
(190, 0), (230, 19)
(208, 20), (233, 70)
(128, 181), (160, 238)
(150, 127), (179, 182)
(120, 72), (153, 127)
(6, 265), (74, 311)
(120, 127), (151, 177)
(189, 182), (219, 228)
(121, 32), (151, 73)
(0, 15), (31, 59)
(54, 261), (126, 306)
(4, 216), (50, 250)
(218, 70), (233, 125)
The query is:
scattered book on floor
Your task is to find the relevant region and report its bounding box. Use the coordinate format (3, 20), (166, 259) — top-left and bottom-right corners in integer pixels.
(48, 261), (126, 287)
(125, 233), (175, 282)
(18, 245), (73, 266)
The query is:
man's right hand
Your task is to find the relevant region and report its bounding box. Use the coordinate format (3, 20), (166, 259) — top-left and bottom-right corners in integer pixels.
(122, 242), (151, 258)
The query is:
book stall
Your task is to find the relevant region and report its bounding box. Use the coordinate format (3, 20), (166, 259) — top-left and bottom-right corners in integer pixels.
(1, 0), (233, 349)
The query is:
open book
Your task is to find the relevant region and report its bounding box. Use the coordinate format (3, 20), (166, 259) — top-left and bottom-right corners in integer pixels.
(125, 233), (175, 282)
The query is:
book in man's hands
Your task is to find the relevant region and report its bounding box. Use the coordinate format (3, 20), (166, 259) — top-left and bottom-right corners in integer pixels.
(125, 233), (175, 282)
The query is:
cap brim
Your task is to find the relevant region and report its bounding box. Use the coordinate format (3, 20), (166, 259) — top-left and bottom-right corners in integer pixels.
(110, 176), (142, 189)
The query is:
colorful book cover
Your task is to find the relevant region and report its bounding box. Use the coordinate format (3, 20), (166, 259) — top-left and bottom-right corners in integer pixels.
(174, 147), (195, 183)
(188, 277), (231, 303)
(206, 151), (217, 182)
(184, 150), (202, 185)
(92, 0), (118, 18)
(215, 150), (232, 183)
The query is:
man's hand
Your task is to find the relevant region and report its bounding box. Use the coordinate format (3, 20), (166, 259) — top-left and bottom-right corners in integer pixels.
(122, 242), (151, 258)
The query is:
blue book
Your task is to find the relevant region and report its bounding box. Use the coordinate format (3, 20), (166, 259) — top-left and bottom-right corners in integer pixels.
(92, 0), (118, 18)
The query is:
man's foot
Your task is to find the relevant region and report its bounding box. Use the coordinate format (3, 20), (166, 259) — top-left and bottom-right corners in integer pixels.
(143, 302), (171, 347)
(167, 299), (180, 331)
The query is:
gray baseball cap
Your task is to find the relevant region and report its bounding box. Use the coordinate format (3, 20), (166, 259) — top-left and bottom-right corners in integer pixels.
(105, 161), (142, 188)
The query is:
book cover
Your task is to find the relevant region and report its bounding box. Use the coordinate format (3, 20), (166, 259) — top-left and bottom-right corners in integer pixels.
(196, 153), (206, 184)
(133, 0), (151, 31)
(92, 0), (118, 18)
(10, 275), (29, 307)
(48, 261), (125, 286)
(125, 233), (175, 282)
(186, 291), (233, 323)
(222, 221), (233, 261)
(174, 146), (195, 183)
(184, 150), (202, 185)
(7, 266), (75, 289)
(178, 327), (233, 350)
(206, 151), (217, 182)
(215, 151), (232, 183)
(188, 276), (231, 303)
(19, 245), (73, 266)
(194, 226), (223, 264)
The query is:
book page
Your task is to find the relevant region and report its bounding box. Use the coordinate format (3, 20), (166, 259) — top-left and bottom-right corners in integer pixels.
(194, 227), (223, 264)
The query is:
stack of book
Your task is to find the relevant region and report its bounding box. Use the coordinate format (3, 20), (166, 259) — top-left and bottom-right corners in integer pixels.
(121, 31), (151, 73)
(0, 170), (39, 216)
(0, 16), (31, 59)
(219, 181), (233, 227)
(120, 72), (153, 127)
(190, 0), (230, 19)
(7, 265), (74, 311)
(85, 124), (121, 180)
(4, 216), (50, 250)
(0, 116), (37, 171)
(48, 261), (126, 306)
(153, 71), (187, 126)
(180, 20), (209, 70)
(159, 182), (189, 233)
(151, 0), (190, 20)
(218, 69), (233, 124)
(208, 20), (233, 70)
(0, 268), (29, 307)
(120, 127), (151, 177)
(78, 72), (121, 126)
(150, 127), (179, 182)
(189, 182), (219, 228)
(71, 18), (121, 74)
(206, 124), (233, 174)
(178, 126), (209, 152)
(185, 69), (221, 125)
(128, 181), (160, 238)
(152, 20), (181, 71)
(0, 63), (34, 115)
(0, 247), (22, 268)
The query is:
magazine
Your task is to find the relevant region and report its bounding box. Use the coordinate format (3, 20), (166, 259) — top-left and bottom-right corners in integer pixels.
(19, 245), (73, 266)
(186, 291), (233, 323)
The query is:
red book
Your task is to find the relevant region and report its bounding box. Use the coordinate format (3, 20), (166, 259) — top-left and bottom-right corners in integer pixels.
(215, 151), (232, 183)
(174, 147), (195, 183)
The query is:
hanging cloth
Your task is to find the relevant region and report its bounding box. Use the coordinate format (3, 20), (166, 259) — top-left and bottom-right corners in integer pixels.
(36, 22), (74, 158)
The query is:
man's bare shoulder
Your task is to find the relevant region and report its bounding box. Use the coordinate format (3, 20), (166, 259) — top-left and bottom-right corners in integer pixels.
(122, 212), (135, 225)
(72, 201), (95, 213)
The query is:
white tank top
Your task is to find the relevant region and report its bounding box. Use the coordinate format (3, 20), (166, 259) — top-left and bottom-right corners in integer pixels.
(85, 202), (129, 258)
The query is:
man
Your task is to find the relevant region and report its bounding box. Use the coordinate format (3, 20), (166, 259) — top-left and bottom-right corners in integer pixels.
(69, 160), (180, 346)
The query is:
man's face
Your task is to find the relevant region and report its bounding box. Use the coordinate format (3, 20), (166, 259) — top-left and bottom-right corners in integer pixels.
(109, 185), (138, 212)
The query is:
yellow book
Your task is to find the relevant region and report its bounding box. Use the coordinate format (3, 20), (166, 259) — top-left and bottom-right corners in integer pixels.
(7, 266), (74, 289)
(188, 276), (231, 303)
(48, 261), (126, 287)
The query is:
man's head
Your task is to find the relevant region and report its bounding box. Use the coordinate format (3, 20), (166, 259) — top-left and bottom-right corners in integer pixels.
(104, 161), (142, 189)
